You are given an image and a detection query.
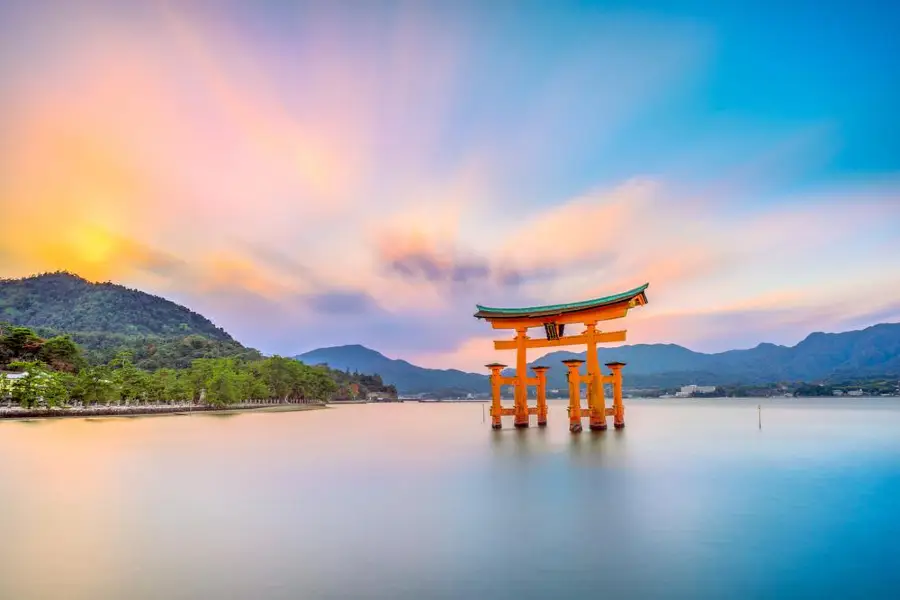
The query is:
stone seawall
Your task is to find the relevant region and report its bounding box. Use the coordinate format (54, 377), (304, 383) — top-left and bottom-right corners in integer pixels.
(0, 402), (325, 420)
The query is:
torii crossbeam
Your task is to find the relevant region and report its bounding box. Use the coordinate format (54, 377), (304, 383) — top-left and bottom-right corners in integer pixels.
(474, 283), (649, 432)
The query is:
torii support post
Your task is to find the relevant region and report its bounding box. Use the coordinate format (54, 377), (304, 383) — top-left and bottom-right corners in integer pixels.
(563, 359), (585, 433)
(585, 322), (608, 431)
(532, 366), (549, 426)
(606, 362), (626, 429)
(486, 363), (506, 430)
(514, 328), (529, 428)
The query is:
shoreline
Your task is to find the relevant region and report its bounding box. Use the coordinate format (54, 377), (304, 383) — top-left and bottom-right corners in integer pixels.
(0, 402), (328, 421)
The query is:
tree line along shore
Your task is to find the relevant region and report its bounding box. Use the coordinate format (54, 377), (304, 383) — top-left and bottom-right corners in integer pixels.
(0, 323), (383, 412)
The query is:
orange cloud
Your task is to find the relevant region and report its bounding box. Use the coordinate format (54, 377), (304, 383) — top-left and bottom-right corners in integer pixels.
(497, 179), (659, 268)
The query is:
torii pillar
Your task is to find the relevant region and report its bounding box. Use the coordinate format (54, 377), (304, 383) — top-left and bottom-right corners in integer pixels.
(606, 361), (626, 429)
(533, 366), (549, 426)
(513, 327), (529, 428)
(563, 359), (585, 433)
(486, 363), (506, 430)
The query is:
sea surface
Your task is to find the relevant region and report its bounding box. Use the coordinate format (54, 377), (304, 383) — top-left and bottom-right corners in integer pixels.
(1, 398), (899, 600)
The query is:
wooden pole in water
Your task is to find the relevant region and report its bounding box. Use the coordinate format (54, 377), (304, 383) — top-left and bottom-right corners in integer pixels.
(533, 366), (549, 427)
(606, 361), (627, 429)
(563, 359), (585, 433)
(485, 363), (505, 429)
(514, 328), (530, 428)
(585, 323), (607, 431)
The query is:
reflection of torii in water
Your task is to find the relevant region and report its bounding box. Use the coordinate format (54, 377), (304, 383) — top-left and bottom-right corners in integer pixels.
(474, 283), (649, 433)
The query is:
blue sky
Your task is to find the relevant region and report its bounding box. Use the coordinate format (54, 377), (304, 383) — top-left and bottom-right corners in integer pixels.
(0, 0), (898, 369)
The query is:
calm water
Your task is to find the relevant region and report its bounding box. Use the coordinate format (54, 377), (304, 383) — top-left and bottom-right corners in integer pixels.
(2, 399), (900, 600)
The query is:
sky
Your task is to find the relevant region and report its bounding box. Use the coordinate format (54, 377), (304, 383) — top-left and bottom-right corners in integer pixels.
(1, 0), (898, 371)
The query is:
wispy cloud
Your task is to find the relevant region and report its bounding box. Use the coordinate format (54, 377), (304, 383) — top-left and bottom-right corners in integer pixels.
(0, 2), (897, 369)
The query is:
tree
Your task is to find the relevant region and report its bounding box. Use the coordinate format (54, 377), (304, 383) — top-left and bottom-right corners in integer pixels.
(109, 351), (149, 404)
(237, 368), (268, 401)
(6, 361), (69, 408)
(150, 369), (191, 403)
(206, 370), (236, 406)
(302, 365), (338, 401)
(0, 326), (44, 366)
(38, 335), (84, 372)
(73, 366), (119, 406)
(41, 372), (71, 408)
(258, 356), (297, 401)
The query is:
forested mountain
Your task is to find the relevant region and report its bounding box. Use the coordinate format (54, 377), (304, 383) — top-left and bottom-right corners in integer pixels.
(295, 345), (488, 395)
(0, 273), (396, 406)
(0, 272), (232, 340)
(298, 323), (900, 393)
(4, 272), (898, 393)
(0, 272), (249, 369)
(39, 331), (262, 370)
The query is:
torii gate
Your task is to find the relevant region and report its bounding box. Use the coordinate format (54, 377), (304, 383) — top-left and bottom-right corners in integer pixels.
(474, 283), (649, 432)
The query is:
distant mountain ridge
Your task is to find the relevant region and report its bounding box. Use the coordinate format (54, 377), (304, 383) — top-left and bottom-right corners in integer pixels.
(529, 323), (900, 388)
(295, 344), (488, 395)
(297, 323), (900, 393)
(6, 272), (898, 391)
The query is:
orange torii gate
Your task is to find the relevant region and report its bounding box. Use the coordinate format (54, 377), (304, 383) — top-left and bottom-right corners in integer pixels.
(474, 283), (649, 432)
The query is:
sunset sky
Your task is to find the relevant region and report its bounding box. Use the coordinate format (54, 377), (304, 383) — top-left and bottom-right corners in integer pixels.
(1, 1), (898, 371)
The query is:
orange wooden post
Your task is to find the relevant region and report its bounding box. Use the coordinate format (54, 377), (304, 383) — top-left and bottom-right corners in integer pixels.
(486, 363), (506, 429)
(533, 366), (549, 427)
(562, 359), (584, 433)
(514, 327), (530, 428)
(606, 362), (626, 429)
(585, 323), (607, 431)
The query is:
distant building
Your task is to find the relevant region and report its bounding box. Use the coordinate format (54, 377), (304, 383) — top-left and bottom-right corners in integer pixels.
(675, 384), (717, 397)
(833, 390), (845, 396)
(1, 372), (26, 400)
(847, 389), (864, 397)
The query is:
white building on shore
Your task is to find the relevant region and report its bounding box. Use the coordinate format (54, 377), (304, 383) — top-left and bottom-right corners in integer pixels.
(675, 384), (717, 397)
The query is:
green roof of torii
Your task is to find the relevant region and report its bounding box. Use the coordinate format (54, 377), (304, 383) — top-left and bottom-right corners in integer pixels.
(474, 283), (649, 320)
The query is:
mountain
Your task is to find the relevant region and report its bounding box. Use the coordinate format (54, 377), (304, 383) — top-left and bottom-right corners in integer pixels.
(527, 323), (900, 388)
(7, 272), (898, 390)
(295, 345), (488, 395)
(297, 323), (900, 394)
(0, 272), (259, 368)
(0, 272), (233, 340)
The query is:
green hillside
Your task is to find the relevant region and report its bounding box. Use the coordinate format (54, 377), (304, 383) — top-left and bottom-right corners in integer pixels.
(0, 272), (251, 369)
(0, 272), (396, 406)
(0, 272), (232, 340)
